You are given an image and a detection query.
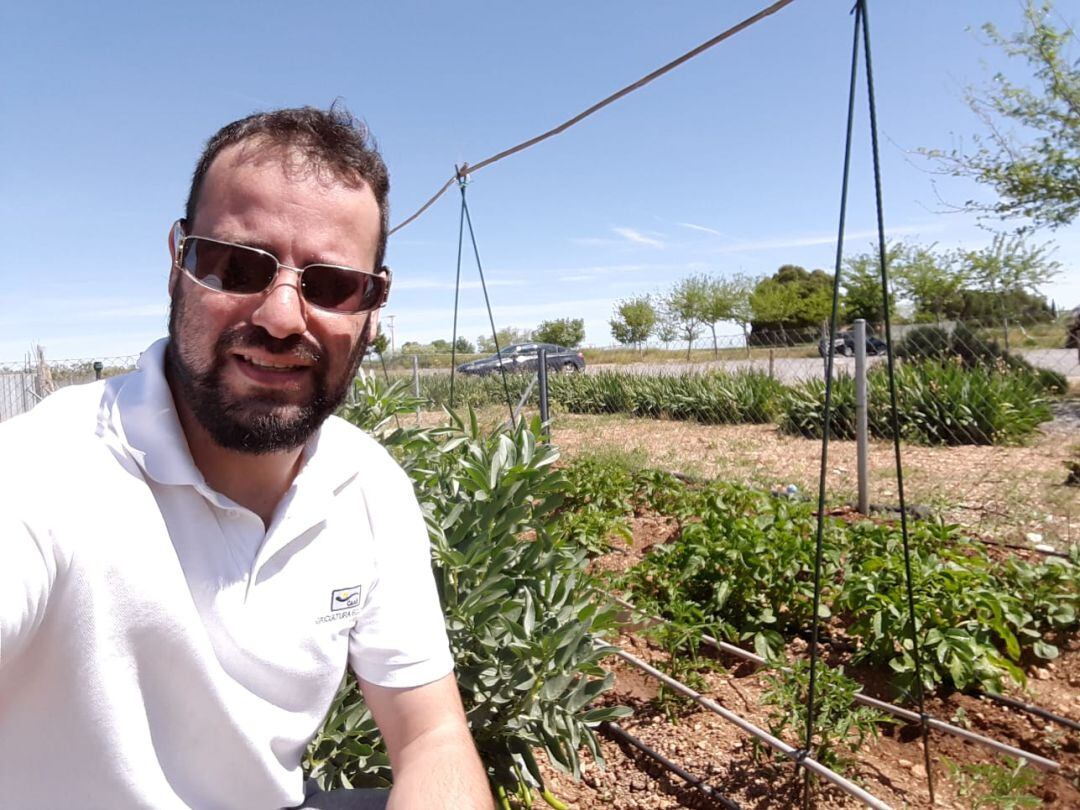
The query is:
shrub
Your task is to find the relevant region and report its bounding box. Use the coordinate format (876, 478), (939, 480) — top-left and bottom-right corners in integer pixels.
(310, 377), (630, 803)
(779, 361), (1054, 445)
(549, 369), (783, 424)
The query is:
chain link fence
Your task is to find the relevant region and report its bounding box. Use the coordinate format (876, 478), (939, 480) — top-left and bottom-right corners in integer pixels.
(384, 314), (1078, 548)
(4, 315), (1077, 545)
(0, 351), (139, 422)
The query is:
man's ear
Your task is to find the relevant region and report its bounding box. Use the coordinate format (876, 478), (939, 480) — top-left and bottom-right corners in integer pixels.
(167, 220), (184, 297)
(364, 311), (381, 345)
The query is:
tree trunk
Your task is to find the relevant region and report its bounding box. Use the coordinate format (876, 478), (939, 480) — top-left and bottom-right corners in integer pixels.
(710, 325), (718, 358)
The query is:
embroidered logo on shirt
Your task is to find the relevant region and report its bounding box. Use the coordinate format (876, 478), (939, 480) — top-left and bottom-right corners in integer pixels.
(331, 586), (361, 611)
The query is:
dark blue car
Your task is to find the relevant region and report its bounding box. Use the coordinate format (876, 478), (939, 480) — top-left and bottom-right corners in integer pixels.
(457, 343), (585, 376)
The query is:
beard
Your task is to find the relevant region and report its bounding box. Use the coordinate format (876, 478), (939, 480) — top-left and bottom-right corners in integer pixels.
(165, 287), (367, 454)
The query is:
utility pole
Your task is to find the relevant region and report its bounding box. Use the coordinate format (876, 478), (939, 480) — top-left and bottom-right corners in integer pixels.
(386, 314), (396, 356)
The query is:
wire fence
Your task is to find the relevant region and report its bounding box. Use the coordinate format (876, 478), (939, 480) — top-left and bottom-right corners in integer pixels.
(379, 314), (1078, 549)
(0, 352), (139, 422)
(5, 316), (1077, 546)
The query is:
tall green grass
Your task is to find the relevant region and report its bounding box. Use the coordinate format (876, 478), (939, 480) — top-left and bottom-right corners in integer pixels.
(779, 360), (1055, 445)
(549, 369), (784, 424)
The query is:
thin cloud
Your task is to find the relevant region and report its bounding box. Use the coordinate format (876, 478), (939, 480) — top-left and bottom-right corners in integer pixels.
(393, 278), (524, 291)
(612, 227), (664, 248)
(679, 222), (726, 237)
(555, 261), (708, 283)
(693, 224), (945, 255)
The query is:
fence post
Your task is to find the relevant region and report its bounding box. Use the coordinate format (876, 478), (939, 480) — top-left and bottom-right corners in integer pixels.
(854, 319), (869, 514)
(412, 355), (420, 425)
(537, 348), (550, 441)
(768, 348), (775, 380)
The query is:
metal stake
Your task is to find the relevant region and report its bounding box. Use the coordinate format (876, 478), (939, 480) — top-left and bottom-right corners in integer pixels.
(854, 319), (869, 513)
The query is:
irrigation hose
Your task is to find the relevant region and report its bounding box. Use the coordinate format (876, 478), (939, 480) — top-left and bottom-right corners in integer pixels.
(610, 647), (894, 810)
(606, 595), (1062, 772)
(976, 691), (1080, 734)
(599, 721), (742, 809)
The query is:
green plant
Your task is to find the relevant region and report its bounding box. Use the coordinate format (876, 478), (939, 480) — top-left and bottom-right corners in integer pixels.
(621, 483), (840, 660)
(838, 520), (1079, 694)
(304, 673), (392, 788)
(944, 757), (1041, 809)
(758, 659), (892, 774)
(617, 473), (1080, 695)
(310, 375), (630, 805)
(779, 360), (1055, 445)
(549, 369), (783, 425)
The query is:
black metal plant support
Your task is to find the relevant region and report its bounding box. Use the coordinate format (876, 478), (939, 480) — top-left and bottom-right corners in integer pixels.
(449, 173), (516, 422)
(802, 1), (935, 806)
(801, 2), (861, 806)
(859, 0), (936, 801)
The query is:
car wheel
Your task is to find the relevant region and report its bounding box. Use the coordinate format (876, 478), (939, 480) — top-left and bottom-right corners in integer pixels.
(562, 361), (579, 373)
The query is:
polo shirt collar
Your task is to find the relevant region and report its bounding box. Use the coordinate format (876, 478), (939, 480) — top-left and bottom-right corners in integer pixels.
(114, 339), (206, 489)
(112, 339), (360, 507)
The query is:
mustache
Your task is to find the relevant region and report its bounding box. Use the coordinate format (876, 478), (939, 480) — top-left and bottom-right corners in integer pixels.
(217, 324), (322, 363)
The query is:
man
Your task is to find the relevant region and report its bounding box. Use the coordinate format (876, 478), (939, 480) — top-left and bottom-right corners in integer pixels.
(0, 106), (492, 809)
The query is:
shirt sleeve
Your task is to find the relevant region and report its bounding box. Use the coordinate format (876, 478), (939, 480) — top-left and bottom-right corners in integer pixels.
(0, 514), (56, 669)
(347, 465), (454, 688)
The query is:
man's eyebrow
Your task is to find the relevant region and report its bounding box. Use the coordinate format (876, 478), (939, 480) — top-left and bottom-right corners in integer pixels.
(203, 233), (356, 268)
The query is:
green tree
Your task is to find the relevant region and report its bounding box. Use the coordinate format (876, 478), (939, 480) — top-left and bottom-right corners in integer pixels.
(370, 324), (389, 356)
(749, 265), (834, 341)
(477, 327), (533, 354)
(430, 339), (452, 352)
(666, 276), (709, 360)
(962, 232), (1060, 347)
(655, 311), (680, 349)
(892, 243), (968, 324)
(533, 317), (585, 348)
(609, 296), (657, 352)
(841, 244), (902, 326)
(923, 2), (1080, 229)
(697, 275), (754, 357)
(454, 336), (475, 354)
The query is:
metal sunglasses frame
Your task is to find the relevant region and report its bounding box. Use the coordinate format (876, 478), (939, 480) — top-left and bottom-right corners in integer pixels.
(172, 221), (392, 314)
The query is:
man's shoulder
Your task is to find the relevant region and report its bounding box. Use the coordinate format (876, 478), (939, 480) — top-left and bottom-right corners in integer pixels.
(0, 379), (116, 451)
(318, 415), (396, 463)
(314, 415), (413, 492)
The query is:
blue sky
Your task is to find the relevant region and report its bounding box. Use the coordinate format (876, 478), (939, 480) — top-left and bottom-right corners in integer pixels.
(2, 0), (1078, 362)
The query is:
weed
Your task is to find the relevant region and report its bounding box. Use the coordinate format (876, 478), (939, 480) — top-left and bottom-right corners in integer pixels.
(944, 757), (1041, 809)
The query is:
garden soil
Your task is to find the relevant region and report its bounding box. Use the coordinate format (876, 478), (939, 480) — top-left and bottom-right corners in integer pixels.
(532, 512), (1080, 809)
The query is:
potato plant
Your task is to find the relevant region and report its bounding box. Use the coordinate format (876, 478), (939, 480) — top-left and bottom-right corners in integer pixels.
(615, 470), (1080, 695)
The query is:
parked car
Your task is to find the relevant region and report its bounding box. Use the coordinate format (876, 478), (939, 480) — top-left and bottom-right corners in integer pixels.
(456, 343), (585, 376)
(817, 331), (887, 358)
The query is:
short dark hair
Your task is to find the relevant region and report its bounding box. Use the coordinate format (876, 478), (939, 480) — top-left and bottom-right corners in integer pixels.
(185, 104), (390, 268)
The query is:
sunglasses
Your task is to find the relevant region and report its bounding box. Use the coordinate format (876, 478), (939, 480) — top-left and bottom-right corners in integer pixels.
(173, 223), (390, 314)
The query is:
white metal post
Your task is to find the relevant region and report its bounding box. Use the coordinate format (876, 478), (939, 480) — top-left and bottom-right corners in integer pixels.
(854, 318), (869, 513)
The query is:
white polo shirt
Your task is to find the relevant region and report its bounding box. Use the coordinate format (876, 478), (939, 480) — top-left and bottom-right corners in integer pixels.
(0, 339), (453, 809)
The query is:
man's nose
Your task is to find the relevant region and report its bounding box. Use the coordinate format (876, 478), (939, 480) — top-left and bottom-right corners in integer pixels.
(250, 270), (308, 339)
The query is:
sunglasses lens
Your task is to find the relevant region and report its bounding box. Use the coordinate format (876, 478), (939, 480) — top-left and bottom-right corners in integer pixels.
(302, 266), (384, 313)
(183, 239), (275, 294)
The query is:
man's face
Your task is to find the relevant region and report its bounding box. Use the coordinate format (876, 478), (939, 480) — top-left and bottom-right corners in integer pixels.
(166, 142), (383, 453)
